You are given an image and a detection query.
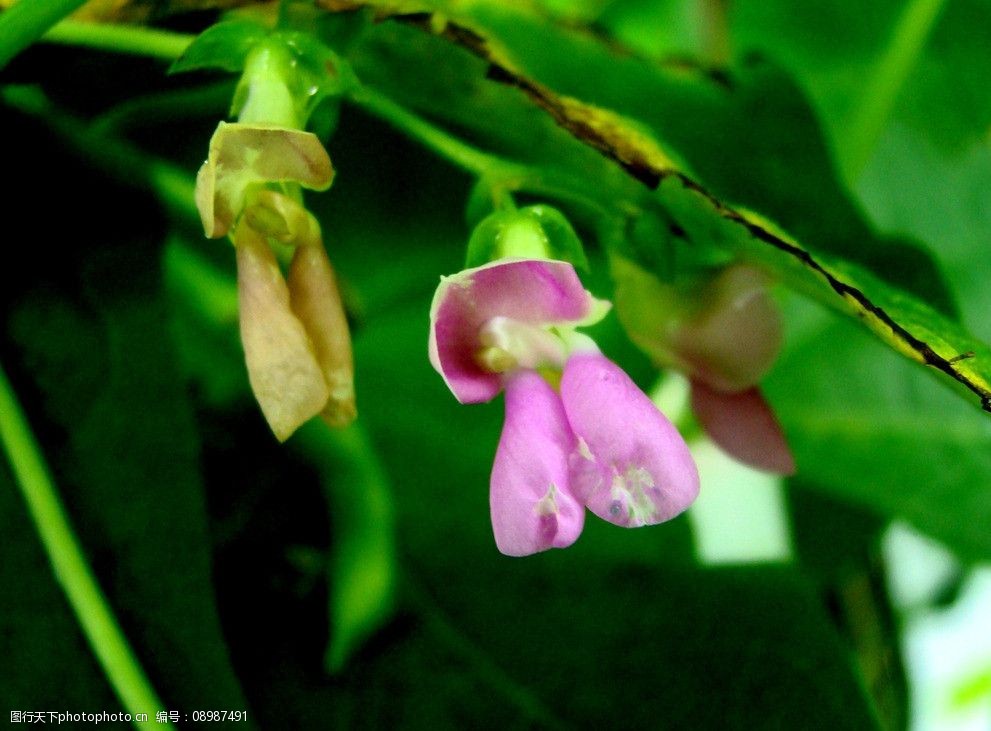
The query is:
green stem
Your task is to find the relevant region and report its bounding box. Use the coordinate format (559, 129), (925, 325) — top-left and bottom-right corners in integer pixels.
(238, 41), (300, 127)
(350, 85), (523, 179)
(0, 0), (89, 70)
(841, 0), (947, 180)
(42, 19), (194, 59)
(0, 364), (171, 731)
(349, 86), (619, 220)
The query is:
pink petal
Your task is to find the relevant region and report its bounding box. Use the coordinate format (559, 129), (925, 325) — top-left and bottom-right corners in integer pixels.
(691, 381), (796, 475)
(490, 369), (585, 556)
(429, 258), (595, 403)
(561, 353), (699, 526)
(673, 265), (783, 392)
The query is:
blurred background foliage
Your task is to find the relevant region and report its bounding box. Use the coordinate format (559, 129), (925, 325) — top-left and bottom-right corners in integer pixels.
(1, 0), (990, 729)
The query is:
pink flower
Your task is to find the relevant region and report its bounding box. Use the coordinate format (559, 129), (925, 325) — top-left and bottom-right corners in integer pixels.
(613, 258), (795, 475)
(429, 258), (699, 556)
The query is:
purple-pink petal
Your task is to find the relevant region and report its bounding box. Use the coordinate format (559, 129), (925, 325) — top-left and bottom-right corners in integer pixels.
(673, 265), (783, 393)
(429, 258), (593, 403)
(691, 380), (796, 475)
(490, 369), (585, 556)
(561, 353), (699, 527)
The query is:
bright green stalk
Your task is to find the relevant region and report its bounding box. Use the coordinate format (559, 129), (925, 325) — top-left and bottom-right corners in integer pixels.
(42, 19), (193, 59)
(842, 0), (947, 181)
(0, 364), (172, 731)
(237, 40), (300, 127)
(0, 0), (88, 69)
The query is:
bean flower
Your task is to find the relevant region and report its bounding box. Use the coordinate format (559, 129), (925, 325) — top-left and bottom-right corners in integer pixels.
(429, 258), (700, 556)
(612, 257), (795, 475)
(195, 121), (355, 441)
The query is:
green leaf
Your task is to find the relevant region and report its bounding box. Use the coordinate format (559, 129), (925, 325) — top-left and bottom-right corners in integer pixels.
(331, 2), (991, 414)
(0, 0), (88, 70)
(293, 421), (397, 675)
(730, 0), (991, 339)
(788, 489), (909, 728)
(7, 276), (253, 717)
(860, 131), (991, 344)
(410, 1), (955, 305)
(765, 297), (991, 561)
(732, 0), (991, 168)
(2, 115), (252, 717)
(376, 562), (880, 730)
(169, 19), (269, 75)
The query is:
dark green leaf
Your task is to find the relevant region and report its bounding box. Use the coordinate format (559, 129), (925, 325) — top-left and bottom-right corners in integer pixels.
(766, 298), (991, 561)
(2, 115), (252, 718)
(0, 463), (123, 720)
(334, 3), (991, 414)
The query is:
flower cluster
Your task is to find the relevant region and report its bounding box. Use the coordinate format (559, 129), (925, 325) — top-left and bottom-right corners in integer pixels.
(429, 258), (699, 556)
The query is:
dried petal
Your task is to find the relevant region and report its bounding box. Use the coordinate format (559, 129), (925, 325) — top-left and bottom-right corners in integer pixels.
(236, 224), (329, 441)
(491, 369), (585, 556)
(196, 122), (334, 238)
(690, 381), (796, 475)
(561, 353), (699, 526)
(429, 258), (597, 404)
(288, 238), (356, 428)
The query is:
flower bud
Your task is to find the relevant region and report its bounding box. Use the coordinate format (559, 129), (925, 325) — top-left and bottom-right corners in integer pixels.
(612, 257), (782, 392)
(674, 265), (783, 393)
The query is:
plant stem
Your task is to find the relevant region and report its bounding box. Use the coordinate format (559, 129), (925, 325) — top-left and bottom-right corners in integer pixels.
(350, 85), (524, 179)
(0, 0), (89, 70)
(0, 364), (171, 731)
(841, 0), (947, 181)
(42, 19), (194, 59)
(349, 86), (620, 220)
